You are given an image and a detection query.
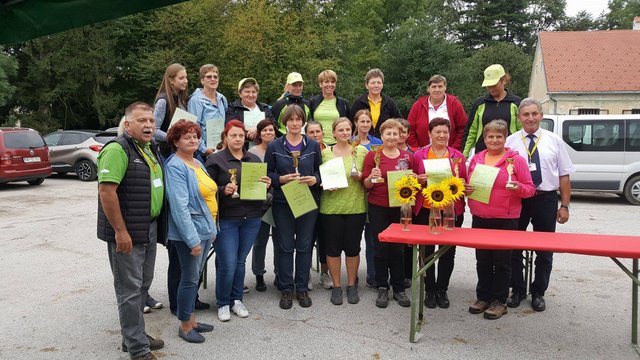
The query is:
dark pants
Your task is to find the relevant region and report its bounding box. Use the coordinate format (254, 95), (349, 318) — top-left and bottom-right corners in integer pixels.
(168, 240), (206, 313)
(413, 207), (464, 293)
(364, 222), (375, 281)
(369, 204), (405, 293)
(313, 217), (327, 265)
(473, 216), (518, 304)
(251, 220), (279, 277)
(511, 191), (558, 296)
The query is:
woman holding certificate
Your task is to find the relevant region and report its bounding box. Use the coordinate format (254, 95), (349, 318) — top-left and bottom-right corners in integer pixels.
(225, 78), (274, 145)
(412, 117), (467, 309)
(205, 120), (271, 321)
(362, 119), (414, 309)
(465, 119), (535, 320)
(265, 105), (322, 310)
(153, 63), (189, 158)
(319, 118), (368, 305)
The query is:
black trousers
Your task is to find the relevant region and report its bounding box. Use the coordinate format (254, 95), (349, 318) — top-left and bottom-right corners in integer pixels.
(510, 191), (557, 296)
(167, 240), (205, 313)
(409, 207), (464, 293)
(369, 204), (405, 293)
(473, 216), (518, 304)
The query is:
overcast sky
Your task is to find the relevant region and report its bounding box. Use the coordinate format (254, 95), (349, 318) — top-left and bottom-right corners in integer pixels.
(565, 0), (609, 17)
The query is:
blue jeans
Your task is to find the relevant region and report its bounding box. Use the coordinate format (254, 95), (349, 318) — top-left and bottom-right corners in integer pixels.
(174, 238), (211, 322)
(272, 202), (318, 292)
(215, 217), (262, 307)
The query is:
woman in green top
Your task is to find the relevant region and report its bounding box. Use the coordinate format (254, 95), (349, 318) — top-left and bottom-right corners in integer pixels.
(319, 117), (368, 305)
(309, 70), (351, 145)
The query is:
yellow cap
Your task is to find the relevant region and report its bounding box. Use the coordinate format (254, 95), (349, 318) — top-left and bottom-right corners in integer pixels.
(481, 64), (506, 87)
(238, 77), (257, 92)
(286, 72), (304, 84)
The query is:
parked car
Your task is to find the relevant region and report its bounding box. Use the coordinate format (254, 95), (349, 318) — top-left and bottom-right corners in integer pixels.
(44, 130), (116, 181)
(0, 127), (52, 185)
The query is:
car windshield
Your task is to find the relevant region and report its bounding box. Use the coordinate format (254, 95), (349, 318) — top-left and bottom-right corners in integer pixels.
(2, 131), (46, 149)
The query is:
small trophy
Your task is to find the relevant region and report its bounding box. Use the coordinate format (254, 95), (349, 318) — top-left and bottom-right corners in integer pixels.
(350, 139), (360, 177)
(228, 168), (240, 198)
(451, 157), (461, 178)
(505, 158), (517, 189)
(370, 145), (384, 184)
(291, 151), (300, 174)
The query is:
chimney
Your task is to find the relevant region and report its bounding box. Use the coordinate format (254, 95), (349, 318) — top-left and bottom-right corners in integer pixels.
(634, 17), (640, 31)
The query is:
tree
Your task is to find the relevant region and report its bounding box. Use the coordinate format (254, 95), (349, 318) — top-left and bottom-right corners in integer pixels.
(0, 53), (17, 107)
(603, 0), (640, 29)
(557, 10), (603, 31)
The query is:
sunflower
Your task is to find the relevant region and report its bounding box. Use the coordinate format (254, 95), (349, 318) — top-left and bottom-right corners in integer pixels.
(443, 176), (465, 202)
(394, 175), (421, 205)
(422, 182), (453, 208)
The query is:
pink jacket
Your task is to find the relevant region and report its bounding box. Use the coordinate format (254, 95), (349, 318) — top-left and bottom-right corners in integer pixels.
(412, 146), (467, 216)
(467, 148), (535, 219)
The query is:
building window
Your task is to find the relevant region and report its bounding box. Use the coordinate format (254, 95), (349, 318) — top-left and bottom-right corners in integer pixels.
(577, 108), (601, 115)
(633, 109), (640, 115)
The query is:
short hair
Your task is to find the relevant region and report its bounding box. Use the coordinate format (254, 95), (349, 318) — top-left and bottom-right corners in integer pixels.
(428, 74), (447, 87)
(483, 119), (509, 137)
(332, 117), (352, 132)
(281, 104), (306, 126)
(124, 101), (153, 118)
(255, 119), (275, 145)
(365, 68), (384, 84)
(428, 117), (451, 132)
(395, 118), (410, 131)
(306, 120), (323, 133)
(318, 70), (337, 84)
(224, 119), (246, 138)
(199, 64), (219, 79)
(379, 119), (402, 135)
(519, 97), (543, 114)
(166, 120), (202, 151)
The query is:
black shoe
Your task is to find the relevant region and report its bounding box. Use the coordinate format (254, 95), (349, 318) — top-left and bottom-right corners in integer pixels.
(279, 291), (294, 309)
(507, 292), (525, 308)
(296, 291), (313, 307)
(194, 300), (210, 310)
(256, 275), (267, 292)
(435, 291), (450, 309)
(403, 278), (411, 289)
(122, 334), (164, 352)
(376, 288), (389, 308)
(424, 292), (437, 309)
(393, 291), (411, 307)
(531, 294), (546, 312)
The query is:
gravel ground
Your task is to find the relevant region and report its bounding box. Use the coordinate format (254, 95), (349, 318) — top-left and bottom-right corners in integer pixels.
(0, 175), (639, 360)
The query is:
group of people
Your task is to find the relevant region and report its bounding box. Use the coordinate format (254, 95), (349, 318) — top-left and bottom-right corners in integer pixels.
(97, 63), (574, 360)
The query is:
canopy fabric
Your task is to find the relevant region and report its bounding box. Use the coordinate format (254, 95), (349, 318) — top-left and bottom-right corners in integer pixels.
(0, 0), (190, 45)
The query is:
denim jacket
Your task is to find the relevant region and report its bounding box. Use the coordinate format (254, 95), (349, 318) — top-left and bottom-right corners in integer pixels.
(165, 154), (217, 248)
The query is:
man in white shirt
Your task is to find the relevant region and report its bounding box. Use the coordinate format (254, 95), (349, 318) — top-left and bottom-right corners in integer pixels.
(505, 97), (575, 312)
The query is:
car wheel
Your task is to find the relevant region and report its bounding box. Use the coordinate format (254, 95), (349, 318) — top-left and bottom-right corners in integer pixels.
(27, 178), (45, 185)
(75, 160), (97, 181)
(623, 175), (640, 205)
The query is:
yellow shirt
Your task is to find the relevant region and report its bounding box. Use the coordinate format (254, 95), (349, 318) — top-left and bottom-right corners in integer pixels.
(187, 163), (218, 219)
(368, 96), (382, 129)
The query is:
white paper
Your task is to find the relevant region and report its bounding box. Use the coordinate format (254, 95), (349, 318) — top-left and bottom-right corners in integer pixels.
(206, 118), (225, 148)
(319, 157), (349, 190)
(243, 110), (266, 129)
(168, 108), (197, 129)
(423, 158), (453, 185)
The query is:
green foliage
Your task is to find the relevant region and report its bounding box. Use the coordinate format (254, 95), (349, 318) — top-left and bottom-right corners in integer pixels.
(557, 10), (604, 31)
(0, 53), (18, 107)
(603, 0), (640, 29)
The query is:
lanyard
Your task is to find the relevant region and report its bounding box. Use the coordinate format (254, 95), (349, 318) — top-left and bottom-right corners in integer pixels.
(136, 144), (159, 173)
(521, 131), (542, 162)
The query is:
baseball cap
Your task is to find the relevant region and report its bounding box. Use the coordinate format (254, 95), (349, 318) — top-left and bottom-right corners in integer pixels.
(481, 64), (506, 87)
(286, 72), (304, 85)
(238, 77), (257, 92)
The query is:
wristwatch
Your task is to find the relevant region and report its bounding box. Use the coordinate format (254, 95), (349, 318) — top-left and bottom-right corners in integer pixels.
(560, 204), (569, 210)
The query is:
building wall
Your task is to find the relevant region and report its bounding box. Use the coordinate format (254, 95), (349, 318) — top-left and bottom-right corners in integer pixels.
(528, 41), (550, 103)
(540, 93), (640, 115)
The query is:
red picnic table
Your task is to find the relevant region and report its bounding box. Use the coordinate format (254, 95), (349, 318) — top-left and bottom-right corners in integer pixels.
(379, 223), (640, 349)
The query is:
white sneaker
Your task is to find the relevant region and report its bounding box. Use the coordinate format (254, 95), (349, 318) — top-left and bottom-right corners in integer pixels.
(143, 306), (151, 314)
(320, 272), (333, 290)
(231, 300), (249, 318)
(217, 305), (231, 322)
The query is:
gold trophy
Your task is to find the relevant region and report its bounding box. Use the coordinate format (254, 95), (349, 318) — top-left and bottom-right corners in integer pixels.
(350, 139), (360, 177)
(228, 168), (240, 198)
(291, 151), (301, 174)
(370, 145), (384, 183)
(451, 157), (461, 178)
(505, 158), (517, 189)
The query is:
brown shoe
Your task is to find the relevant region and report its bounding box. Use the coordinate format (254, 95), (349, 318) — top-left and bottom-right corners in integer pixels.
(296, 291), (312, 307)
(483, 300), (508, 319)
(468, 299), (490, 314)
(131, 351), (157, 360)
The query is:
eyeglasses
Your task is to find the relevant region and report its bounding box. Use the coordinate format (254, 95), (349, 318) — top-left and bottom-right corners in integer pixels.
(203, 74), (218, 80)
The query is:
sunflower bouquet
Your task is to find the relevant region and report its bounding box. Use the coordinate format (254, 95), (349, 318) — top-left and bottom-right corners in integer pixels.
(422, 181), (453, 208)
(394, 175), (421, 231)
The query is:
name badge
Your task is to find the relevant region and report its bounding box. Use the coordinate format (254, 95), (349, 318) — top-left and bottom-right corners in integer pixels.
(153, 178), (163, 188)
(528, 163), (537, 172)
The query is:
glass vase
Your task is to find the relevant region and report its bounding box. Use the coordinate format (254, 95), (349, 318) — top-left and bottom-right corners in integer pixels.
(429, 207), (443, 234)
(400, 203), (412, 231)
(442, 203), (455, 230)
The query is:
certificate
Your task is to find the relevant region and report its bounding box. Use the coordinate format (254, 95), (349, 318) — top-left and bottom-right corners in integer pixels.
(423, 158), (453, 185)
(387, 170), (414, 207)
(261, 207), (276, 228)
(281, 181), (318, 218)
(468, 164), (500, 204)
(319, 157), (348, 190)
(168, 108), (197, 129)
(243, 110), (266, 129)
(240, 162), (267, 200)
(206, 118), (225, 148)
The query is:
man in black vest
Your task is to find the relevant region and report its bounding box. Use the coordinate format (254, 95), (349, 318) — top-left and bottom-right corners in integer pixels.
(97, 102), (166, 360)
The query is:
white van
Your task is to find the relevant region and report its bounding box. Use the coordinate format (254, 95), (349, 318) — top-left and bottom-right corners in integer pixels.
(541, 114), (640, 205)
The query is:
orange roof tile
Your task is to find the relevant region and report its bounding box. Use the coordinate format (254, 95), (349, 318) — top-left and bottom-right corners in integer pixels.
(539, 30), (640, 93)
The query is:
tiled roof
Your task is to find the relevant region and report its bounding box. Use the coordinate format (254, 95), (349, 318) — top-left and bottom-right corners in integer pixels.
(539, 30), (640, 93)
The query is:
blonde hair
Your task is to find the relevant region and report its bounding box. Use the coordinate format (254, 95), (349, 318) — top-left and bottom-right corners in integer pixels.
(483, 119), (509, 137)
(379, 119), (402, 135)
(318, 70), (337, 84)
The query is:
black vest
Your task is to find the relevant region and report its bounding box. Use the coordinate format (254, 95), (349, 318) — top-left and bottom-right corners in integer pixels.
(97, 134), (166, 245)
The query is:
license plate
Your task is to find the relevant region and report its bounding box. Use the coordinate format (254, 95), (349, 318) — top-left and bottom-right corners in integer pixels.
(23, 157), (41, 163)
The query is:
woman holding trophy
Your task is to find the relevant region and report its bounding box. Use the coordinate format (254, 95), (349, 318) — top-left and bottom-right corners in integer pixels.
(205, 120), (271, 321)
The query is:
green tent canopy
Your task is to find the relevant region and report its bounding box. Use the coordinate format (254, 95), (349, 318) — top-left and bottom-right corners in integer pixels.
(0, 0), (190, 44)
